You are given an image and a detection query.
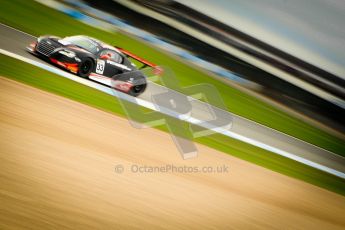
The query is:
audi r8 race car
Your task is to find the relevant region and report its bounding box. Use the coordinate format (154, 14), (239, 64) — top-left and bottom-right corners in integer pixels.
(27, 35), (156, 97)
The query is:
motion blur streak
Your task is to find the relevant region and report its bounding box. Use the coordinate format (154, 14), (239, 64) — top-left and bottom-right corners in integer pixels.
(1, 24), (344, 179)
(0, 77), (344, 229)
(2, 46), (344, 178)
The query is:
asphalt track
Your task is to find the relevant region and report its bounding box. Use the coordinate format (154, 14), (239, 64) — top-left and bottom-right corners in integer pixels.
(0, 23), (344, 177)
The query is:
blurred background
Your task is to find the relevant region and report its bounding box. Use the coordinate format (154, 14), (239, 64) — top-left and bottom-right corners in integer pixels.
(81, 0), (345, 133)
(1, 0), (345, 229)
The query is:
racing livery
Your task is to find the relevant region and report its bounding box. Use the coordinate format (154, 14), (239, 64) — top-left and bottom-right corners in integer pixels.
(27, 35), (155, 97)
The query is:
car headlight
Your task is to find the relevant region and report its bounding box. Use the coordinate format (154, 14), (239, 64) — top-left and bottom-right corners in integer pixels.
(58, 50), (76, 58)
(74, 57), (81, 62)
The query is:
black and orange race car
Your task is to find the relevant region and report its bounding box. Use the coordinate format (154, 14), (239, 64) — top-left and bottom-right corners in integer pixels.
(27, 35), (158, 96)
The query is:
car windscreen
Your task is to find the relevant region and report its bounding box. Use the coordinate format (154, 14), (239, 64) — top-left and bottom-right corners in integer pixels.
(62, 36), (100, 54)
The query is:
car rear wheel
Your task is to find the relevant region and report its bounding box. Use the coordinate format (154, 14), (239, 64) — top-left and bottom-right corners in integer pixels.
(128, 83), (146, 97)
(78, 58), (94, 78)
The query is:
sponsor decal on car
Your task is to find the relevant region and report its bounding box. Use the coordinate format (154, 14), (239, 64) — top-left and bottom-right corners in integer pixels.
(106, 60), (132, 71)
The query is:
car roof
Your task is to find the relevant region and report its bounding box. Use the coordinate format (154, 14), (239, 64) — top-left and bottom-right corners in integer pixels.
(69, 35), (123, 54)
(82, 36), (122, 53)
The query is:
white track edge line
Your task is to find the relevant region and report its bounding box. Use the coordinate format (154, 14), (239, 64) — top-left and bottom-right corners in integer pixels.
(1, 48), (344, 179)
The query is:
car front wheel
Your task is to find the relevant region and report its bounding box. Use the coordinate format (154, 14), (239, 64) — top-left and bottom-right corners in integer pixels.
(78, 58), (94, 78)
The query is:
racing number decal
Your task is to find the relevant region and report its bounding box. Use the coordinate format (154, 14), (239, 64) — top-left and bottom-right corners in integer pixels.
(96, 60), (105, 74)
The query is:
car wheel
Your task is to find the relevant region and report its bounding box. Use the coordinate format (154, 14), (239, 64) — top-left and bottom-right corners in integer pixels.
(128, 83), (146, 97)
(78, 58), (94, 78)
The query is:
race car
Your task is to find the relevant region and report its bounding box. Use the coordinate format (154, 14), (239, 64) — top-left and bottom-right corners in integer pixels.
(27, 35), (156, 97)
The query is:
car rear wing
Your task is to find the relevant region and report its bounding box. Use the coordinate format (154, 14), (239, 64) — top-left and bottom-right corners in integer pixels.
(116, 47), (156, 69)
(116, 46), (163, 76)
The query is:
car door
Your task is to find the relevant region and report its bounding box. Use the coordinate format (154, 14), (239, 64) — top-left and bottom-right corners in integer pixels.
(96, 49), (129, 77)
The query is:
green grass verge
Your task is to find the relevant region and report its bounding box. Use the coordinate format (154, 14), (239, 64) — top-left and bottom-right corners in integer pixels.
(0, 0), (344, 157)
(1, 54), (344, 195)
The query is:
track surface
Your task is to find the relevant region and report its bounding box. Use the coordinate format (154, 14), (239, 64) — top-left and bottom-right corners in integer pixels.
(1, 77), (345, 229)
(0, 23), (344, 176)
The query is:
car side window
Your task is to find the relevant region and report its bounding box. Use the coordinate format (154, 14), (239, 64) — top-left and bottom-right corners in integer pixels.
(99, 50), (123, 63)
